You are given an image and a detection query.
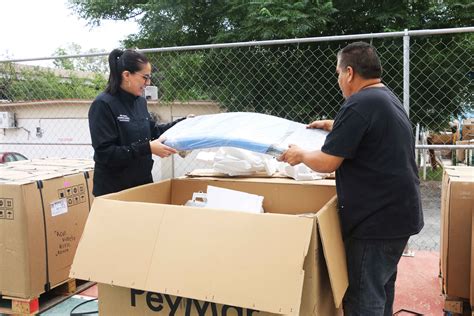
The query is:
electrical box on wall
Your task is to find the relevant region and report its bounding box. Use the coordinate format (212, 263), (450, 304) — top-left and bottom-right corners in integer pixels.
(143, 86), (158, 100)
(0, 112), (16, 128)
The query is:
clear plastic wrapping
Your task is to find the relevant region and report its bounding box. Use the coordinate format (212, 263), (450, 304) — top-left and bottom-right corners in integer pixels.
(162, 112), (328, 156)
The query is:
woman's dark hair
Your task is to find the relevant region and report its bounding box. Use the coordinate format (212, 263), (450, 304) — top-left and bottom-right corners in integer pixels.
(337, 42), (382, 79)
(105, 49), (149, 95)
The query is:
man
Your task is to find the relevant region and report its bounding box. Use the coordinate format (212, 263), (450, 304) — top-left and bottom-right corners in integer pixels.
(279, 42), (424, 316)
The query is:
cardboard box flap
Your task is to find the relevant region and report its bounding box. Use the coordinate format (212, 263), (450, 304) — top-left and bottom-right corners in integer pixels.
(471, 210), (474, 306)
(30, 158), (94, 167)
(71, 198), (315, 315)
(71, 198), (166, 287)
(180, 175), (336, 187)
(315, 196), (348, 307)
(0, 171), (65, 183)
(186, 168), (287, 178)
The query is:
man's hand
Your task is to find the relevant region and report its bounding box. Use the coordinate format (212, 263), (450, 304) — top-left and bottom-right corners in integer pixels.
(279, 144), (344, 173)
(307, 120), (334, 132)
(150, 139), (177, 158)
(278, 144), (305, 166)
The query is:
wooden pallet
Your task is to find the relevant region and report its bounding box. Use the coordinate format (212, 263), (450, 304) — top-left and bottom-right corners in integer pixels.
(0, 279), (95, 315)
(443, 296), (472, 316)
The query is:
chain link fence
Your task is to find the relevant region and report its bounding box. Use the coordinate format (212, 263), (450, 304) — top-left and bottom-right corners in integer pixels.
(1, 28), (473, 251)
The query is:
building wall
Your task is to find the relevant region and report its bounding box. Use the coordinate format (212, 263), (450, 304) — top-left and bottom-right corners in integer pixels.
(0, 100), (221, 180)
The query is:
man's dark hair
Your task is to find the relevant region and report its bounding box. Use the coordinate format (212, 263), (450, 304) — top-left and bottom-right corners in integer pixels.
(105, 49), (149, 95)
(337, 42), (382, 79)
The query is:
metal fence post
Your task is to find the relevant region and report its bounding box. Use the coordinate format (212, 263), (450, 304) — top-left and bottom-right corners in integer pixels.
(415, 123), (420, 166)
(403, 29), (410, 117)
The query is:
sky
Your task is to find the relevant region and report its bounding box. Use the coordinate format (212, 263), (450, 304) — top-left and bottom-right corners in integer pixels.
(0, 0), (139, 65)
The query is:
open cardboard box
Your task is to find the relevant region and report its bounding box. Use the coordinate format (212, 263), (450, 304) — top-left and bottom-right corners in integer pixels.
(71, 177), (347, 315)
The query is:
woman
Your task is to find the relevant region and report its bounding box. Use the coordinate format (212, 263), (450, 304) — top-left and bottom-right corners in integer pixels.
(88, 48), (185, 196)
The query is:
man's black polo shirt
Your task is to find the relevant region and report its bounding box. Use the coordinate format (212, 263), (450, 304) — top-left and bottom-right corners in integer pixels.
(321, 86), (424, 239)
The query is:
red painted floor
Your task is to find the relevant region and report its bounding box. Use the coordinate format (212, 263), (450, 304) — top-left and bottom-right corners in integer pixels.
(78, 283), (98, 298)
(394, 250), (444, 315)
(78, 250), (444, 315)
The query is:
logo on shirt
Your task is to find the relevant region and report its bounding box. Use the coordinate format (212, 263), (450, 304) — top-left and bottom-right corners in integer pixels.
(117, 114), (130, 122)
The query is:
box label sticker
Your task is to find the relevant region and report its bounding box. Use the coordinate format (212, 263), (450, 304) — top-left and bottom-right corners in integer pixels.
(0, 197), (14, 220)
(51, 198), (68, 217)
(58, 185), (86, 206)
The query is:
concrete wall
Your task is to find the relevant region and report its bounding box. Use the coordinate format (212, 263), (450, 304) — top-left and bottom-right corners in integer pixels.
(0, 100), (221, 180)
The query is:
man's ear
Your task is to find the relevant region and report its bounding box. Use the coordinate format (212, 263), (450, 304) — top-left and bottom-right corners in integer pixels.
(346, 66), (354, 82)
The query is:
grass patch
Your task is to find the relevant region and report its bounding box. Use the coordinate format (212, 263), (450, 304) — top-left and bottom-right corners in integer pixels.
(418, 167), (443, 181)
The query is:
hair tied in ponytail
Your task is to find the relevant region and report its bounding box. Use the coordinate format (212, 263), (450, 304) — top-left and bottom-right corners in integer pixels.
(116, 49), (124, 59)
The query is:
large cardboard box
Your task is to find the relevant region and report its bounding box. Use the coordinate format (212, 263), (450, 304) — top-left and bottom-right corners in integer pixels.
(462, 119), (474, 140)
(472, 210), (474, 307)
(429, 132), (454, 144)
(455, 140), (474, 163)
(471, 209), (474, 307)
(0, 160), (93, 299)
(71, 177), (347, 315)
(440, 167), (474, 299)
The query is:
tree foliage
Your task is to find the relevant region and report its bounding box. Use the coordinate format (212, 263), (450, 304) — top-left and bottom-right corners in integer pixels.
(328, 0), (473, 34)
(0, 63), (106, 102)
(67, 0), (473, 47)
(12, 0), (473, 130)
(53, 43), (109, 73)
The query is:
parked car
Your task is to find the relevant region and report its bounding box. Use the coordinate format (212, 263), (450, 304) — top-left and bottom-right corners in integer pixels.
(0, 152), (28, 163)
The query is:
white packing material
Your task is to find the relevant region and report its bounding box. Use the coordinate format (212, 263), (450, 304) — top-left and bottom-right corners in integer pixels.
(195, 151), (216, 164)
(184, 192), (208, 207)
(196, 147), (277, 176)
(278, 162), (330, 181)
(194, 146), (328, 180)
(206, 185), (264, 214)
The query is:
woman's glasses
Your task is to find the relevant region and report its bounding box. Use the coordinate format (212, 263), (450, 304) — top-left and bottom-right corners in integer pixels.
(136, 73), (152, 82)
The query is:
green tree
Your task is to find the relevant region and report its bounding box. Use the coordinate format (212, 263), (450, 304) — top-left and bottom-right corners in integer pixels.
(0, 41), (109, 102)
(326, 0), (473, 34)
(67, 0), (473, 130)
(0, 62), (16, 101)
(68, 0), (335, 47)
(0, 64), (106, 102)
(53, 43), (109, 73)
(212, 1), (335, 42)
(68, 0), (229, 47)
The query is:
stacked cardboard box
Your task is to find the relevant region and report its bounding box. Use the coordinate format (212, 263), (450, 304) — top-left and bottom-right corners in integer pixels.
(0, 158), (94, 299)
(462, 119), (474, 141)
(430, 132), (454, 144)
(440, 166), (474, 303)
(71, 177), (347, 315)
(455, 140), (474, 163)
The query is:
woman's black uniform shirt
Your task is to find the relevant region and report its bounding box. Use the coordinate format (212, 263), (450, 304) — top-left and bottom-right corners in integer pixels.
(88, 89), (181, 196)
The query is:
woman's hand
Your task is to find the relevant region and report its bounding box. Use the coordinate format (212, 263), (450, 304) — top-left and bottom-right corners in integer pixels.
(149, 139), (177, 158)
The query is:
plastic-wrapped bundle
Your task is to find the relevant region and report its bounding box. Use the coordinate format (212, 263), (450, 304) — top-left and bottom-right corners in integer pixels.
(162, 112), (328, 156)
(195, 147), (278, 176)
